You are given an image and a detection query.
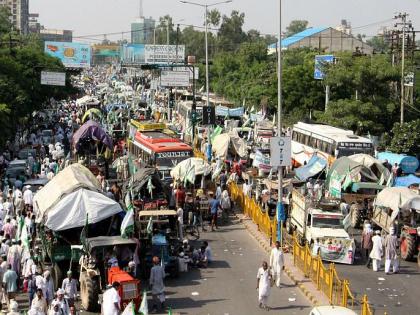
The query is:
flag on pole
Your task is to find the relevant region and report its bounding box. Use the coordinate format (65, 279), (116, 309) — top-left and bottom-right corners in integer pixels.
(121, 301), (135, 315)
(138, 291), (148, 315)
(121, 206), (134, 238)
(147, 176), (155, 199)
(146, 216), (153, 235)
(167, 307), (173, 315)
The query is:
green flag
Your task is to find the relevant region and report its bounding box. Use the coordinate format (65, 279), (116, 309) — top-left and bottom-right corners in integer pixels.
(167, 307), (173, 315)
(138, 291), (148, 315)
(121, 206), (134, 238)
(210, 125), (223, 143)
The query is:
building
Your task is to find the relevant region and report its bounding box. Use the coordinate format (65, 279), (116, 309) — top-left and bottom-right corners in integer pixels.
(268, 27), (373, 55)
(0, 0), (29, 34)
(131, 16), (155, 44)
(28, 13), (40, 33)
(40, 28), (73, 42)
(335, 19), (352, 35)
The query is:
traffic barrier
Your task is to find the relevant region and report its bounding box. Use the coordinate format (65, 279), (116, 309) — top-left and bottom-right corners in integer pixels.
(228, 182), (377, 315)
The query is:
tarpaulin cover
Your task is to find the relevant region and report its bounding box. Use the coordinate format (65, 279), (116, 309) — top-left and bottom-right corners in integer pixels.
(295, 155), (327, 181)
(377, 152), (419, 174)
(170, 157), (212, 180)
(128, 168), (158, 192)
(374, 187), (420, 215)
(72, 120), (113, 151)
(215, 106), (244, 117)
(34, 163), (100, 222)
(348, 153), (390, 183)
(394, 174), (420, 187)
(212, 131), (247, 159)
(44, 188), (122, 231)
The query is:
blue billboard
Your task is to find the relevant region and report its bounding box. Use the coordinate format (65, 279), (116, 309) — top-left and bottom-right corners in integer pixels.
(44, 41), (91, 68)
(120, 44), (145, 64)
(314, 55), (334, 80)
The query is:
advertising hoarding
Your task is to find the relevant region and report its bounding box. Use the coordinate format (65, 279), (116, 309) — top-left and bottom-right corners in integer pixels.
(120, 44), (145, 64)
(40, 71), (66, 86)
(44, 41), (91, 68)
(314, 55), (334, 80)
(160, 70), (190, 87)
(145, 45), (185, 64)
(270, 136), (291, 167)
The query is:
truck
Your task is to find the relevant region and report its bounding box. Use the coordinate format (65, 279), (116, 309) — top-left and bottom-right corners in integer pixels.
(371, 187), (420, 265)
(286, 188), (355, 264)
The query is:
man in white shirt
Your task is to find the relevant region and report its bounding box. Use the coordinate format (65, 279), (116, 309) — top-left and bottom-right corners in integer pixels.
(23, 186), (33, 209)
(177, 207), (184, 240)
(269, 241), (285, 288)
(102, 282), (121, 315)
(61, 271), (77, 306)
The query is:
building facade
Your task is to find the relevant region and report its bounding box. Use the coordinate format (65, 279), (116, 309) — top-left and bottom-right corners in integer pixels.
(131, 16), (155, 44)
(0, 0), (29, 34)
(40, 28), (73, 42)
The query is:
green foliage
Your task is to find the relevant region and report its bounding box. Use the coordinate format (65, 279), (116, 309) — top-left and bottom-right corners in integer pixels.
(217, 10), (247, 52)
(285, 20), (309, 37)
(385, 120), (420, 155)
(366, 36), (389, 54)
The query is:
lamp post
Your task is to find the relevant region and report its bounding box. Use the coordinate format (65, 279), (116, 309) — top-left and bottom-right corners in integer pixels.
(180, 0), (232, 109)
(277, 0), (283, 244)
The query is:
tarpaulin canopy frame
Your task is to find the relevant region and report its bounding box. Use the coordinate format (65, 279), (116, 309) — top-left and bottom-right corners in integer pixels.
(72, 120), (113, 152)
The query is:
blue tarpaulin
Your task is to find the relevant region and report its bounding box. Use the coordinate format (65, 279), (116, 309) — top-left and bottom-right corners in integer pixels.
(394, 174), (420, 187)
(295, 155), (327, 181)
(377, 152), (419, 174)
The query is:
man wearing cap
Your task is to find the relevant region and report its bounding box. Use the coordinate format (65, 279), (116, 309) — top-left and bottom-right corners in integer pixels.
(30, 288), (48, 315)
(23, 186), (33, 211)
(48, 301), (61, 315)
(384, 227), (399, 274)
(369, 230), (383, 272)
(54, 289), (69, 315)
(102, 282), (121, 315)
(61, 271), (77, 307)
(43, 271), (54, 305)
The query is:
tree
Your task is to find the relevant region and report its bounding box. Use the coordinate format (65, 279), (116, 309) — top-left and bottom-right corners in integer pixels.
(207, 9), (221, 27)
(0, 6), (11, 35)
(366, 36), (389, 53)
(285, 20), (308, 37)
(385, 120), (420, 155)
(217, 10), (247, 52)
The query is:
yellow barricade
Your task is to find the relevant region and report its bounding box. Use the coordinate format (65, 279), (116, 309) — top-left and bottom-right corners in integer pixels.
(228, 182), (378, 315)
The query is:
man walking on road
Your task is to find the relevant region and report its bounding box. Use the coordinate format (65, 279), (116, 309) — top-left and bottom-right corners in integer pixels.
(150, 256), (166, 313)
(102, 282), (121, 315)
(361, 223), (373, 267)
(256, 261), (272, 310)
(369, 230), (383, 272)
(384, 227), (399, 274)
(269, 241), (284, 288)
(3, 264), (18, 308)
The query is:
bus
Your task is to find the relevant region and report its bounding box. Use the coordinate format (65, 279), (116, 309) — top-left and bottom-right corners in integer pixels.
(291, 122), (374, 166)
(127, 120), (193, 179)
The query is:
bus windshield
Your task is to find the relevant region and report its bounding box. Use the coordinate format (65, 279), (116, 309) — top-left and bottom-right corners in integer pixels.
(312, 217), (343, 228)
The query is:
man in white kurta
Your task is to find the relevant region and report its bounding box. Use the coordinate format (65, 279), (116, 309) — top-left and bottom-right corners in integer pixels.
(369, 230), (383, 272)
(150, 256), (166, 312)
(102, 282), (121, 315)
(256, 261), (272, 310)
(269, 241), (284, 287)
(384, 227), (399, 274)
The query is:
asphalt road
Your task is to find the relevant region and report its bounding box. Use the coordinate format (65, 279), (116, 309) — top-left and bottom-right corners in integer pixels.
(334, 228), (420, 315)
(13, 216), (311, 315)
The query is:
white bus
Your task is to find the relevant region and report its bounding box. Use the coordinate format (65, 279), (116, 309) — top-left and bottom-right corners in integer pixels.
(291, 122), (374, 166)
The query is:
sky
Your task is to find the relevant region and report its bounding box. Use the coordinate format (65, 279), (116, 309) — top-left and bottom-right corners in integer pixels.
(30, 0), (420, 43)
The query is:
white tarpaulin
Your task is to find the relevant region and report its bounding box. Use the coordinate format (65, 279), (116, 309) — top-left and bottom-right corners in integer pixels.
(374, 187), (420, 221)
(170, 158), (212, 181)
(34, 164), (101, 223)
(44, 189), (122, 231)
(212, 131), (247, 159)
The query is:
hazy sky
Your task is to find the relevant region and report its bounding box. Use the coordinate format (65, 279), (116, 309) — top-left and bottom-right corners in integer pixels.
(31, 0), (419, 43)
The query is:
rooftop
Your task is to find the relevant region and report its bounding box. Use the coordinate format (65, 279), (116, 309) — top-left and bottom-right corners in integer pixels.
(268, 27), (329, 49)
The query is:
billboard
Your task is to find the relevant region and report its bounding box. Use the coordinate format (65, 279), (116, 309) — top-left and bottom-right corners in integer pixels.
(40, 71), (66, 86)
(120, 44), (145, 64)
(160, 71), (190, 87)
(44, 41), (91, 68)
(145, 45), (185, 64)
(314, 55), (334, 80)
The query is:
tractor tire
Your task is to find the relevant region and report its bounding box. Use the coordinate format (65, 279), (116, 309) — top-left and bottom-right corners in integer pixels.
(51, 263), (63, 289)
(350, 208), (362, 229)
(81, 276), (100, 312)
(400, 230), (416, 261)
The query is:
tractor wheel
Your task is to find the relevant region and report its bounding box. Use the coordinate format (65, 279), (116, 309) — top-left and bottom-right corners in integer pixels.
(400, 230), (416, 261)
(51, 263), (63, 289)
(81, 275), (100, 312)
(350, 207), (362, 229)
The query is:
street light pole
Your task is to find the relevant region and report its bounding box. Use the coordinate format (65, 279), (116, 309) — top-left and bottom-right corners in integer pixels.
(205, 5), (209, 109)
(277, 0), (283, 245)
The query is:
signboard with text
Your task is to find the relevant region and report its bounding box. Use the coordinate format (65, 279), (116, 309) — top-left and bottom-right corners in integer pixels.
(120, 44), (145, 64)
(145, 45), (185, 64)
(314, 55), (334, 80)
(160, 71), (190, 87)
(44, 41), (91, 68)
(270, 136), (291, 167)
(41, 71), (66, 86)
